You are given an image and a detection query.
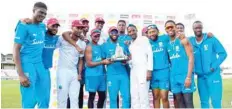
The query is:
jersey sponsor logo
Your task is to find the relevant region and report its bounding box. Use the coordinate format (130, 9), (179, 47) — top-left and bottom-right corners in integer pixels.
(44, 44), (56, 48)
(153, 48), (164, 53)
(204, 44), (208, 51)
(159, 42), (163, 47)
(175, 46), (180, 52)
(213, 80), (220, 83)
(170, 53), (181, 59)
(32, 39), (44, 45)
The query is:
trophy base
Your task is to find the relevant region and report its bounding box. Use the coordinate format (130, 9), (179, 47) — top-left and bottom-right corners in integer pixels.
(110, 57), (128, 61)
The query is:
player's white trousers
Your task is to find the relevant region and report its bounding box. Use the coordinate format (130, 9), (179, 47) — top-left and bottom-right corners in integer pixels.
(130, 68), (150, 109)
(57, 68), (80, 108)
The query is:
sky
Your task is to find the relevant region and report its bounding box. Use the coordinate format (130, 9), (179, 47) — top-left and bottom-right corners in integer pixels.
(1, 0), (231, 67)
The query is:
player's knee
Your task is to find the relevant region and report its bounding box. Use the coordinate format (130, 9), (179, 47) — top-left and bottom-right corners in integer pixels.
(153, 93), (160, 101)
(161, 95), (169, 102)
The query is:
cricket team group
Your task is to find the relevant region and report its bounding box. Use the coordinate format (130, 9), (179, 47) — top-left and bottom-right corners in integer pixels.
(13, 2), (227, 109)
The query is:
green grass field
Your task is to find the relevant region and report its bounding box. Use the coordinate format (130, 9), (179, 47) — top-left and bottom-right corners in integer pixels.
(1, 79), (232, 108)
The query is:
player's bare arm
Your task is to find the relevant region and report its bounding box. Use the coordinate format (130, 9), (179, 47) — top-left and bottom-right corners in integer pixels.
(77, 57), (84, 81)
(85, 45), (111, 67)
(181, 37), (194, 88)
(62, 31), (84, 54)
(13, 43), (30, 87)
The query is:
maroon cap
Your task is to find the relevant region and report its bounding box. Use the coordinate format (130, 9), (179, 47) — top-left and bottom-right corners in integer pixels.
(80, 18), (89, 23)
(108, 26), (118, 34)
(90, 29), (101, 37)
(47, 18), (60, 26)
(71, 20), (85, 27)
(95, 17), (105, 23)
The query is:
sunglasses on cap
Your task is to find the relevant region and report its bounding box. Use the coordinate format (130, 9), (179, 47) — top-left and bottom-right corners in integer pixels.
(165, 26), (174, 30)
(147, 25), (158, 30)
(110, 30), (118, 34)
(93, 34), (100, 38)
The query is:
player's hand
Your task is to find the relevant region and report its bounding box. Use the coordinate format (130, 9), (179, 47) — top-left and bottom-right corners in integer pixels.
(207, 32), (214, 38)
(146, 70), (152, 80)
(121, 60), (127, 65)
(75, 46), (84, 54)
(19, 74), (30, 87)
(176, 32), (186, 39)
(78, 74), (82, 81)
(102, 59), (112, 65)
(20, 18), (32, 24)
(184, 77), (191, 88)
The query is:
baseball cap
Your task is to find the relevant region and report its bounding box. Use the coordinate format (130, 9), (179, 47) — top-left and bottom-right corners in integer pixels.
(108, 26), (118, 34)
(95, 17), (105, 23)
(147, 24), (158, 31)
(80, 18), (89, 23)
(90, 29), (101, 37)
(72, 20), (85, 27)
(47, 18), (60, 26)
(127, 24), (137, 30)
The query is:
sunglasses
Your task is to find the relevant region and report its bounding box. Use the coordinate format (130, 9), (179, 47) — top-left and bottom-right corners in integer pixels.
(165, 26), (174, 30)
(93, 34), (100, 38)
(147, 25), (157, 30)
(110, 30), (118, 35)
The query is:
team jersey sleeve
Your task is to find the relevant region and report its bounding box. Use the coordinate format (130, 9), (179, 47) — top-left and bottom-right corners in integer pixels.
(14, 22), (27, 44)
(211, 37), (227, 70)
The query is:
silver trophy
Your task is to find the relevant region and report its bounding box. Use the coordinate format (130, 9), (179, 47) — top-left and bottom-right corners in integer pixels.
(111, 43), (128, 61)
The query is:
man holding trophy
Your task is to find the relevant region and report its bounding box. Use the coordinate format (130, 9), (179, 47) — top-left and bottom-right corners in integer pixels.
(102, 26), (130, 108)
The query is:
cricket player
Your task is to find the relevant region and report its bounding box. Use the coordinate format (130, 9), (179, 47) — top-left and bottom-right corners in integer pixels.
(113, 20), (132, 108)
(165, 20), (195, 108)
(56, 20), (86, 108)
(146, 24), (170, 108)
(189, 21), (227, 108)
(80, 18), (90, 44)
(40, 18), (60, 108)
(127, 24), (153, 108)
(102, 26), (130, 108)
(115, 20), (132, 43)
(84, 29), (111, 108)
(13, 2), (48, 108)
(66, 18), (90, 109)
(117, 19), (132, 74)
(88, 17), (108, 45)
